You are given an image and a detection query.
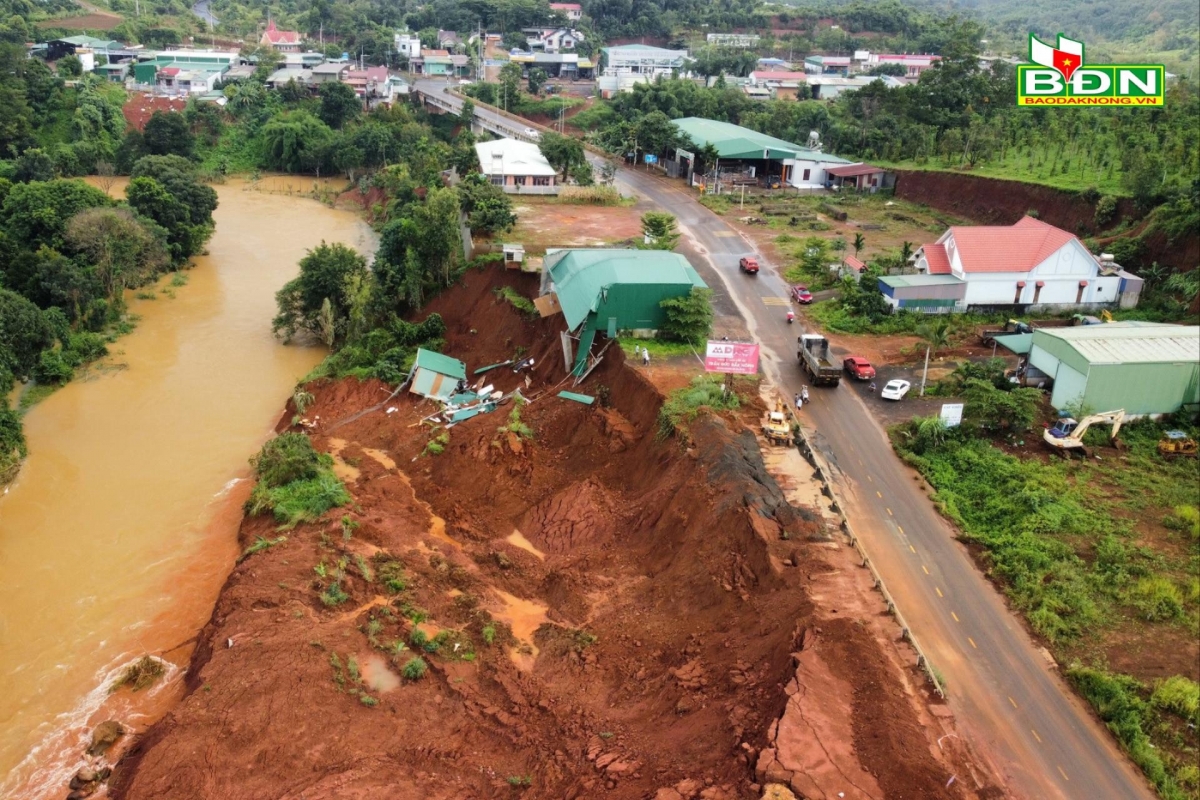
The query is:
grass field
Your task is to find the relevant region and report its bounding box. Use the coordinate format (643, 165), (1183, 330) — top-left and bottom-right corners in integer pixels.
(876, 149), (1126, 196)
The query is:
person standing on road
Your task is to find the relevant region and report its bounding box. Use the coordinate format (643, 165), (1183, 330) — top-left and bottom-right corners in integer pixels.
(642, 348), (650, 367)
(869, 381), (876, 393)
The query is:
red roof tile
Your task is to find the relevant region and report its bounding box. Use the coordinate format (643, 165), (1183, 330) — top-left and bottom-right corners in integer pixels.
(262, 20), (301, 45)
(826, 163), (886, 178)
(750, 70), (806, 82)
(948, 216), (1078, 273)
(842, 255), (866, 271)
(920, 243), (952, 274)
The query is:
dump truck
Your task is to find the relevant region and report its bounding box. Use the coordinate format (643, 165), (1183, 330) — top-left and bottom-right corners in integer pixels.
(762, 401), (792, 446)
(797, 334), (840, 385)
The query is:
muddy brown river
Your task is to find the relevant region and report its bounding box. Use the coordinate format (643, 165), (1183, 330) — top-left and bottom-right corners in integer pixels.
(0, 178), (374, 797)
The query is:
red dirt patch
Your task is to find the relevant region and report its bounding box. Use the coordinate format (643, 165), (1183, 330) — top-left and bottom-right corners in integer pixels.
(37, 12), (122, 29)
(110, 268), (1002, 800)
(122, 97), (188, 132)
(508, 199), (643, 254)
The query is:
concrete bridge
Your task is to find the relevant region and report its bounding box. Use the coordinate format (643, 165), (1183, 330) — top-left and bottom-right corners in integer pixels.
(412, 79), (546, 142)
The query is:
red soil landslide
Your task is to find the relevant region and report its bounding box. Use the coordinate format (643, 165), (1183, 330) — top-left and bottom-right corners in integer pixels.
(110, 269), (1002, 800)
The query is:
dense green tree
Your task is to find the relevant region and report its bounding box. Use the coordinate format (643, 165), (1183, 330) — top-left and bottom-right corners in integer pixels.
(0, 179), (111, 252)
(319, 81), (362, 130)
(527, 67), (547, 95)
(498, 61), (522, 109)
(63, 207), (170, 296)
(0, 287), (53, 381)
(127, 155), (217, 261)
(57, 54), (82, 77)
(538, 131), (588, 180)
(659, 287), (714, 345)
(457, 173), (516, 234)
(14, 148), (56, 183)
(142, 110), (196, 159)
(641, 211), (680, 250)
(273, 241), (370, 345)
(260, 111), (335, 174)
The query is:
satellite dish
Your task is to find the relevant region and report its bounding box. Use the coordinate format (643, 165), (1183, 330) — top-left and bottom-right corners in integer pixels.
(807, 130), (822, 151)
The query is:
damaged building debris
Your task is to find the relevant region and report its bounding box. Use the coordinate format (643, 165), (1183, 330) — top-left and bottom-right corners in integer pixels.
(536, 248), (709, 378)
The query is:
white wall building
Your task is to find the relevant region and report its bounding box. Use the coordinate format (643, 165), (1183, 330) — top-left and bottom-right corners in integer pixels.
(886, 216), (1133, 311)
(394, 33), (421, 60)
(601, 43), (689, 78)
(475, 138), (560, 195)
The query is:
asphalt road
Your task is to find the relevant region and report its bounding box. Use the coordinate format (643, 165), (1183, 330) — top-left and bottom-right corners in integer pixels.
(603, 168), (1155, 800)
(411, 80), (1155, 800)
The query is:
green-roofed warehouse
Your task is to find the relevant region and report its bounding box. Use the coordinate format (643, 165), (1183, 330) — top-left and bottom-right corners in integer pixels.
(1028, 322), (1200, 416)
(540, 249), (707, 375)
(672, 117), (852, 189)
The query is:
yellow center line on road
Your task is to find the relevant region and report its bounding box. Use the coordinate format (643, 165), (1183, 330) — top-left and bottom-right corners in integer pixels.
(951, 611), (960, 622)
(886, 508), (893, 516)
(866, 474), (873, 482)
(908, 544), (915, 553)
(876, 491), (882, 498)
(968, 637), (978, 649)
(1009, 696), (1019, 709)
(1058, 766), (1070, 782)
(922, 565), (930, 575)
(935, 587), (944, 598)
(1031, 728), (1042, 743)
(897, 525), (904, 535)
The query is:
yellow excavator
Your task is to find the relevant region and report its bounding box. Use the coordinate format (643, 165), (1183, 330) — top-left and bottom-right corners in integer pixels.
(762, 400), (793, 446)
(1043, 410), (1124, 457)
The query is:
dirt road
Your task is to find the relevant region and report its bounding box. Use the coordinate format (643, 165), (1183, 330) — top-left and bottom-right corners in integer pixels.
(601, 165), (1155, 800)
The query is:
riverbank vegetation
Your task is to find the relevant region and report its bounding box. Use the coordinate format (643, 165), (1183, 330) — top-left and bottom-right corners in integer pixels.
(893, 408), (1200, 798)
(246, 432), (351, 529)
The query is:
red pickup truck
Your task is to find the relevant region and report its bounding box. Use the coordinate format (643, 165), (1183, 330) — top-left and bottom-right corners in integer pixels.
(843, 356), (876, 380)
(738, 256), (760, 274)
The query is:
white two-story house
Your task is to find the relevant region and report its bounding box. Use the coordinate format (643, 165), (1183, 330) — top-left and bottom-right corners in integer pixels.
(878, 217), (1137, 312)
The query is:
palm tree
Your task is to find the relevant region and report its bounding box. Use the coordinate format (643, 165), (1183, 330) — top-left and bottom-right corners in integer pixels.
(916, 318), (952, 396)
(853, 232), (865, 257)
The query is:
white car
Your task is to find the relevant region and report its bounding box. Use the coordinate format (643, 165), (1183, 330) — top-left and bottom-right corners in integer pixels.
(523, 127), (541, 140)
(880, 379), (911, 401)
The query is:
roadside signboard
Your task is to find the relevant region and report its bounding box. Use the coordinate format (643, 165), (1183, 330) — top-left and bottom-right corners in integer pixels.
(940, 403), (964, 427)
(705, 341), (759, 375)
(644, 154), (658, 164)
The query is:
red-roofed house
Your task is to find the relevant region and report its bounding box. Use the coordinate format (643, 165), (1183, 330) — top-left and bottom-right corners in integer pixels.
(878, 217), (1134, 312)
(748, 70), (807, 84)
(826, 162), (894, 191)
(550, 3), (583, 21)
(261, 20), (302, 52)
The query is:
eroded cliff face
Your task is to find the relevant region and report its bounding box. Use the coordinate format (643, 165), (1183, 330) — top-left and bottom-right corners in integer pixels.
(111, 268), (998, 800)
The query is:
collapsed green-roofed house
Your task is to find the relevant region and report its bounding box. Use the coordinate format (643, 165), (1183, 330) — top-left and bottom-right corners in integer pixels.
(537, 248), (708, 377)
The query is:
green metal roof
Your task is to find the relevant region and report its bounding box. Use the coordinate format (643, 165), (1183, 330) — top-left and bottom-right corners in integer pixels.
(879, 274), (964, 288)
(1033, 323), (1200, 366)
(672, 117), (851, 163)
(413, 348), (466, 380)
(547, 249), (706, 331)
(993, 333), (1033, 355)
(56, 35), (125, 49)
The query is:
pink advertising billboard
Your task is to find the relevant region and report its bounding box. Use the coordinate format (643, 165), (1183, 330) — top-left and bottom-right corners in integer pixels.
(704, 341), (760, 375)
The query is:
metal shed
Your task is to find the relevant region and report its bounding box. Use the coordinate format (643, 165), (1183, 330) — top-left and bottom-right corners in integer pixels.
(539, 249), (707, 375)
(878, 274), (966, 311)
(407, 348), (467, 401)
(1028, 322), (1200, 415)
